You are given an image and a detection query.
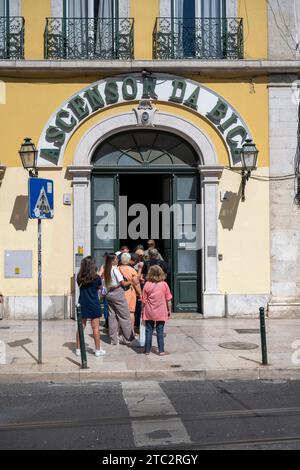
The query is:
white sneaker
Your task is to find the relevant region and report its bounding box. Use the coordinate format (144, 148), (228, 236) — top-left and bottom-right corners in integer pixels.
(75, 349), (81, 357)
(95, 348), (106, 357)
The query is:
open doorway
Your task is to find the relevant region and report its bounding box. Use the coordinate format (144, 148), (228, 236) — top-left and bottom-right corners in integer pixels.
(91, 129), (201, 312)
(119, 174), (171, 268)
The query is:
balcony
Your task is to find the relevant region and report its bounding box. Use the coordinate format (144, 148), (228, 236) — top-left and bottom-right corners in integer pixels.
(44, 17), (134, 60)
(153, 17), (243, 60)
(0, 17), (25, 60)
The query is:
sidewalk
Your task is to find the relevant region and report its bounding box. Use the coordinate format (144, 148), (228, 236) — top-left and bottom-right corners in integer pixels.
(0, 317), (299, 383)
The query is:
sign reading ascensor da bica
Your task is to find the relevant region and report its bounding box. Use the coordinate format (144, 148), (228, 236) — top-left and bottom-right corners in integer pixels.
(38, 74), (252, 167)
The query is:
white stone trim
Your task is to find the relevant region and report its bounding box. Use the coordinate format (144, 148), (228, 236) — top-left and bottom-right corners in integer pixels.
(268, 75), (300, 314)
(226, 0), (238, 18)
(119, 0), (130, 17)
(199, 165), (224, 317)
(160, 0), (171, 17)
(227, 294), (270, 317)
(68, 110), (226, 317)
(73, 111), (217, 167)
(6, 295), (73, 319)
(51, 0), (63, 17)
(10, 0), (21, 17)
(67, 165), (92, 308)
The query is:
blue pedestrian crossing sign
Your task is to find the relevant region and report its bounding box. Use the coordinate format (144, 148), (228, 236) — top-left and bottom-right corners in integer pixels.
(28, 178), (54, 219)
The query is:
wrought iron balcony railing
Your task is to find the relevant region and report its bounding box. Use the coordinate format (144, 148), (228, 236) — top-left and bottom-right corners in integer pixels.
(0, 16), (25, 60)
(153, 17), (243, 60)
(45, 17), (134, 60)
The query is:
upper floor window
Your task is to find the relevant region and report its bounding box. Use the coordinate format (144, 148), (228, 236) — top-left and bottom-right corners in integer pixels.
(63, 0), (118, 19)
(0, 0), (9, 17)
(0, 0), (25, 60)
(45, 1), (134, 60)
(154, 0), (243, 60)
(171, 0), (226, 19)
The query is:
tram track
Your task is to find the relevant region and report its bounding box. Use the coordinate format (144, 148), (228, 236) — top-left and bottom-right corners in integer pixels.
(1, 405), (300, 432)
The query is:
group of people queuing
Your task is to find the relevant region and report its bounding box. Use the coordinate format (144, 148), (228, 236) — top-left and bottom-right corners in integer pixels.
(76, 240), (172, 358)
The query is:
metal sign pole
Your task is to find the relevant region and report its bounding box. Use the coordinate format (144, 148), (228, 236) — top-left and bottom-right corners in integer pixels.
(38, 218), (42, 364)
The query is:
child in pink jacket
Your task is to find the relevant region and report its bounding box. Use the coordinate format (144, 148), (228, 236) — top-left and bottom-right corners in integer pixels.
(142, 265), (172, 356)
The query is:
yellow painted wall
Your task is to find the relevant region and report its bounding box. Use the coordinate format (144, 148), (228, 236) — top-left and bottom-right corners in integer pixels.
(238, 0), (268, 59)
(131, 0), (159, 59)
(0, 74), (270, 296)
(219, 167), (270, 294)
(22, 0), (51, 60)
(18, 0), (268, 61)
(0, 169), (73, 296)
(0, 76), (269, 169)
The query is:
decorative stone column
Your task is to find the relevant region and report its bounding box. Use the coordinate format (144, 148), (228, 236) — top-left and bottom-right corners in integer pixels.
(67, 165), (93, 309)
(268, 75), (300, 317)
(199, 165), (224, 317)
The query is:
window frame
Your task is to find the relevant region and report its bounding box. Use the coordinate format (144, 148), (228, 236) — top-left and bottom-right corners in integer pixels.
(171, 0), (227, 19)
(63, 0), (119, 19)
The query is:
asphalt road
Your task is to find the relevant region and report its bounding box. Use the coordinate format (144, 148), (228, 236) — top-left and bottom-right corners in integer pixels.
(0, 380), (300, 450)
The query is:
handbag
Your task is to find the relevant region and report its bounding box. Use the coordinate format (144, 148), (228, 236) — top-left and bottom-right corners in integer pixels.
(119, 267), (132, 291)
(121, 275), (132, 291)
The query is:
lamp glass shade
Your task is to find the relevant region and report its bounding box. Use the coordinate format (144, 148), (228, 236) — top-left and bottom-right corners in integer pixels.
(241, 140), (258, 171)
(19, 138), (38, 170)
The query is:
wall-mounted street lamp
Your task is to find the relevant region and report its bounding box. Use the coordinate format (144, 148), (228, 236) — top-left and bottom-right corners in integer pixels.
(241, 139), (259, 202)
(19, 138), (38, 177)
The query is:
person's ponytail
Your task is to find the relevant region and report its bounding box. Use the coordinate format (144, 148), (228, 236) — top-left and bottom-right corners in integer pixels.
(103, 253), (116, 288)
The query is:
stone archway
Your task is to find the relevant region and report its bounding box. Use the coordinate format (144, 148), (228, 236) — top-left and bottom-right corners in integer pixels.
(67, 110), (224, 317)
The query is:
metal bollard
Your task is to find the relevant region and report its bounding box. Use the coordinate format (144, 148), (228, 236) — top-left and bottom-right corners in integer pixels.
(259, 307), (268, 366)
(76, 304), (87, 369)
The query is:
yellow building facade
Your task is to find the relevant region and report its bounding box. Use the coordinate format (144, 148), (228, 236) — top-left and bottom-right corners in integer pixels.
(0, 0), (299, 318)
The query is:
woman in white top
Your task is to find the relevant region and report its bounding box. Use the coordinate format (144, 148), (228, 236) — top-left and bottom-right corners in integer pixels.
(103, 253), (135, 345)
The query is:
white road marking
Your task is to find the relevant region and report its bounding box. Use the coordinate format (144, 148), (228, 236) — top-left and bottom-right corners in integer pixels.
(122, 381), (191, 448)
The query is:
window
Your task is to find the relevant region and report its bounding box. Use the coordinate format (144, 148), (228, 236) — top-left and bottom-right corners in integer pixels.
(170, 0), (228, 58)
(62, 0), (120, 59)
(46, 0), (133, 59)
(0, 0), (9, 16)
(63, 1), (118, 19)
(0, 1), (25, 59)
(93, 130), (198, 168)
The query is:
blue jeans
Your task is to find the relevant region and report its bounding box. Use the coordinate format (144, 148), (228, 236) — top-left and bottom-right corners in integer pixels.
(145, 320), (165, 354)
(102, 297), (109, 322)
(135, 299), (142, 327)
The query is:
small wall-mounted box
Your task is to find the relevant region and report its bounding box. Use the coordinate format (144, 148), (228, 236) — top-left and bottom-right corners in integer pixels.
(4, 251), (32, 278)
(63, 194), (72, 205)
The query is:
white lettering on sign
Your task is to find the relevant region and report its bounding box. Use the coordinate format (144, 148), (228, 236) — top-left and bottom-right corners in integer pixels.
(38, 74), (252, 167)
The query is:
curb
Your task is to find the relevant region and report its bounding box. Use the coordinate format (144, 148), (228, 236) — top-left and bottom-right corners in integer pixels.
(0, 367), (300, 384)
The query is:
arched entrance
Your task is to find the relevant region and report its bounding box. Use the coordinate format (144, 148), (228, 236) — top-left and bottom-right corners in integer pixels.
(92, 129), (200, 312)
(68, 110), (224, 317)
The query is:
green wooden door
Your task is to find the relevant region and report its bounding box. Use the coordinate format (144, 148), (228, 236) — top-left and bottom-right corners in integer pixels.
(92, 174), (119, 269)
(172, 174), (200, 313)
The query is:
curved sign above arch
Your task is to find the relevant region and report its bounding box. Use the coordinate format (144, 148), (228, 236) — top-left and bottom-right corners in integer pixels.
(38, 73), (252, 167)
